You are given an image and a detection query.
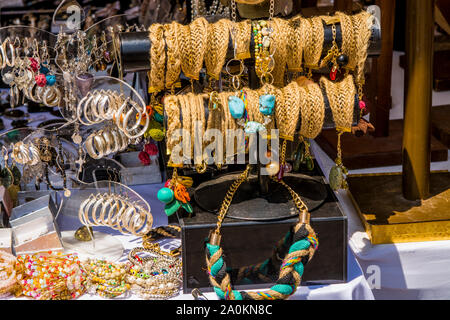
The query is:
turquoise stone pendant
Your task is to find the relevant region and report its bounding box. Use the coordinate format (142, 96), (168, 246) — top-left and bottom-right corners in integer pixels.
(228, 95), (245, 119)
(244, 121), (265, 134)
(259, 94), (275, 116)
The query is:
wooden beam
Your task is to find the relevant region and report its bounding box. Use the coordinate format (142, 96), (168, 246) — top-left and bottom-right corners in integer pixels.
(403, 0), (434, 200)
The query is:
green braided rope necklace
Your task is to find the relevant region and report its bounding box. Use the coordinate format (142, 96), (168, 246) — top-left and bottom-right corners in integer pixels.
(205, 165), (318, 300)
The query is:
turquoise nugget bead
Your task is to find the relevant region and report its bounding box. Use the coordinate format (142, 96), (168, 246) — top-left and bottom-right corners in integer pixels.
(46, 75), (56, 86)
(244, 121), (265, 134)
(259, 94), (275, 116)
(228, 95), (245, 119)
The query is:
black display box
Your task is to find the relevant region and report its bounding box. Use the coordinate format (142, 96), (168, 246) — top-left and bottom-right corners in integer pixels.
(177, 163), (348, 294)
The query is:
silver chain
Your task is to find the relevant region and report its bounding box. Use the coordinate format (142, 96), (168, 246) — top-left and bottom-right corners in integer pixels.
(230, 0), (237, 58)
(269, 0), (274, 20)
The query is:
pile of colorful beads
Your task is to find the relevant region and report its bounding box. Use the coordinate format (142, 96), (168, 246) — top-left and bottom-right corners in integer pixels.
(126, 262), (182, 300)
(82, 259), (130, 298)
(15, 251), (86, 300)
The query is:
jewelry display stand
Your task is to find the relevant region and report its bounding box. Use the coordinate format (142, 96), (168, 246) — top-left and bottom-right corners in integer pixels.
(114, 11), (383, 293)
(9, 124), (79, 191)
(67, 75), (161, 185)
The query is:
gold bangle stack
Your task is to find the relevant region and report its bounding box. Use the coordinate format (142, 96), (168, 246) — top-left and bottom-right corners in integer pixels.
(205, 92), (225, 166)
(179, 94), (192, 163)
(219, 91), (236, 163)
(85, 126), (130, 160)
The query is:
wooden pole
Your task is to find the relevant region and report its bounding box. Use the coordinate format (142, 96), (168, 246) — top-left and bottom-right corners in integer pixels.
(402, 0), (434, 200)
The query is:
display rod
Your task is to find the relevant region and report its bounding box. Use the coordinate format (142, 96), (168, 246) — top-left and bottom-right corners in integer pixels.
(402, 0), (434, 200)
(118, 20), (382, 72)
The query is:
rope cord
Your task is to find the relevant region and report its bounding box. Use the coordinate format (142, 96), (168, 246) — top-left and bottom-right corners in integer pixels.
(205, 166), (318, 300)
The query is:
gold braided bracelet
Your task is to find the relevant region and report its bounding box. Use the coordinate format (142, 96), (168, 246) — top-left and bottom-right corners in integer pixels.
(351, 11), (374, 100)
(336, 11), (356, 73)
(164, 22), (182, 89)
(164, 95), (183, 167)
(303, 16), (324, 78)
(279, 81), (301, 141)
(320, 74), (356, 190)
(298, 82), (325, 140)
(221, 91), (238, 161)
(320, 75), (355, 132)
(194, 93), (207, 172)
(205, 92), (224, 167)
(179, 94), (193, 163)
(232, 20), (252, 60)
(148, 23), (166, 93)
(205, 19), (231, 81)
(287, 16), (304, 73)
(291, 81), (326, 172)
(271, 18), (289, 87)
(217, 92), (229, 163)
(180, 17), (208, 81)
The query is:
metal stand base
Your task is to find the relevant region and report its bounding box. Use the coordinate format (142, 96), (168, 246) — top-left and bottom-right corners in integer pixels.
(194, 172), (328, 221)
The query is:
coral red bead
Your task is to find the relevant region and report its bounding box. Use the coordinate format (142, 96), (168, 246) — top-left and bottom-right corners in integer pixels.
(35, 73), (47, 87)
(29, 58), (39, 72)
(330, 69), (337, 81)
(359, 100), (366, 110)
